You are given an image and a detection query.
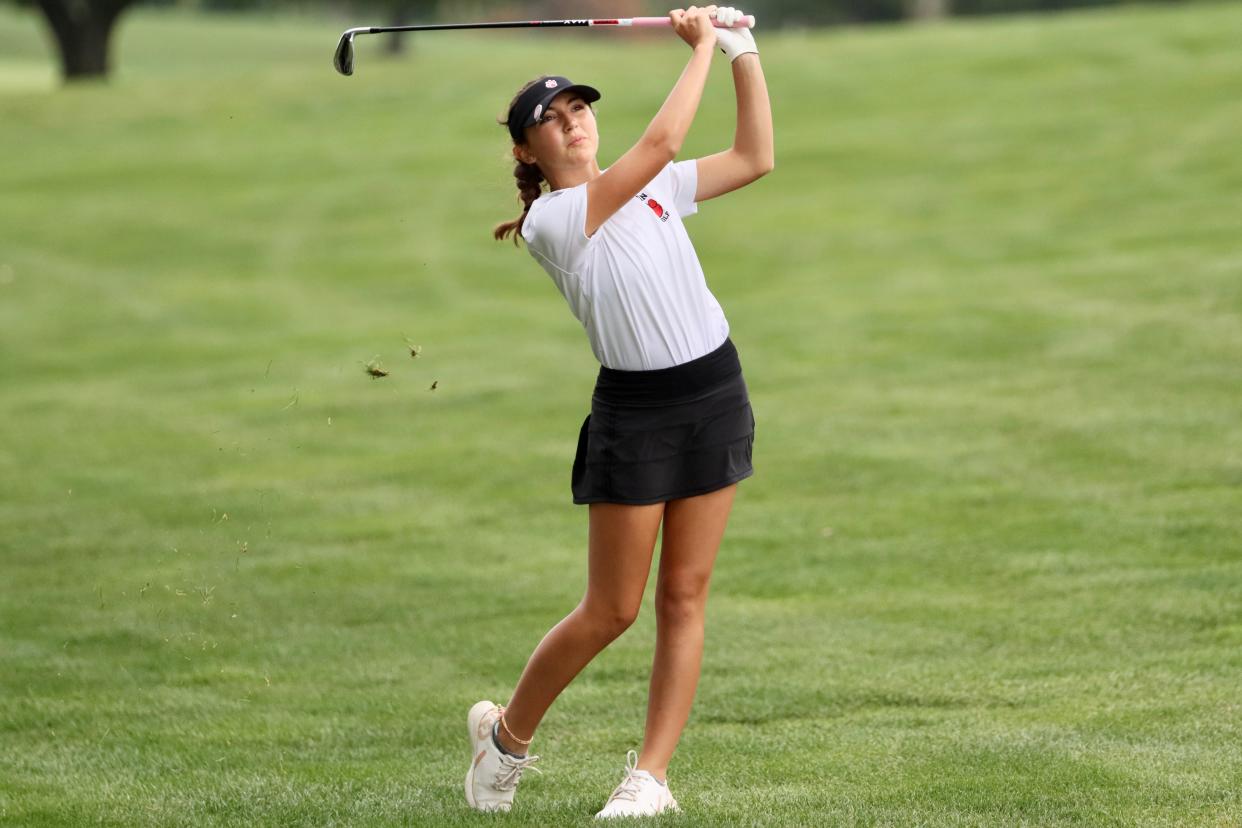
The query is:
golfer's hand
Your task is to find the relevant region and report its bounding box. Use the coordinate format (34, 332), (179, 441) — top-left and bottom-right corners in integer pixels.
(671, 6), (719, 51)
(712, 6), (758, 62)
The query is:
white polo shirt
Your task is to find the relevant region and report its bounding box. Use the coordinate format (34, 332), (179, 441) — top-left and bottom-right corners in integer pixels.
(521, 160), (730, 371)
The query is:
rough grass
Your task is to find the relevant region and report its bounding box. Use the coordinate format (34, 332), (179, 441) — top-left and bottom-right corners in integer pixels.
(1, 2), (1240, 825)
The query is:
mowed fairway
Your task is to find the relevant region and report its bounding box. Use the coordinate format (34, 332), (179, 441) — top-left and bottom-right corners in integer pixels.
(1, 3), (1240, 825)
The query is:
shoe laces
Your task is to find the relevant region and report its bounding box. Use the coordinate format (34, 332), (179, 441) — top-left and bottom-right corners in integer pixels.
(493, 751), (541, 792)
(606, 750), (648, 803)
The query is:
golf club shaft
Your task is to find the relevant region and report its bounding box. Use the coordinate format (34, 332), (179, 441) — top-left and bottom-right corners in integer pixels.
(334, 15), (756, 75)
(349, 16), (755, 37)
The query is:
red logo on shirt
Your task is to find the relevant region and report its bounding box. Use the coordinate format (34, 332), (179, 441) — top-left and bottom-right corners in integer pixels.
(637, 192), (669, 222)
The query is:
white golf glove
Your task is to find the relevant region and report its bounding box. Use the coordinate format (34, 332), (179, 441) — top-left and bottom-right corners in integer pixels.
(712, 7), (758, 63)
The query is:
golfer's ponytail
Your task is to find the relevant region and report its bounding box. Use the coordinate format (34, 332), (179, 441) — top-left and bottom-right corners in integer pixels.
(494, 159), (544, 245)
(495, 76), (551, 245)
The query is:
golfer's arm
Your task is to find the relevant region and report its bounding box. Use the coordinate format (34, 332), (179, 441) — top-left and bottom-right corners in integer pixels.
(585, 43), (715, 236)
(694, 54), (774, 202)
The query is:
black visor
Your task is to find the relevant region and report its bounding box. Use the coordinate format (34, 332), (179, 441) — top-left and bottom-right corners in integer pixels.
(506, 76), (601, 143)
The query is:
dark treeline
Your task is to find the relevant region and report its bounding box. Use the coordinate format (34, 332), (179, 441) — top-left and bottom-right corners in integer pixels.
(15, 0), (1196, 82)
(734, 0), (1188, 25)
(144, 0), (1194, 25)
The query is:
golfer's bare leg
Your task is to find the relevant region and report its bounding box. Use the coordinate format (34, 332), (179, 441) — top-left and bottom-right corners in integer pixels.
(496, 501), (664, 754)
(637, 484), (737, 779)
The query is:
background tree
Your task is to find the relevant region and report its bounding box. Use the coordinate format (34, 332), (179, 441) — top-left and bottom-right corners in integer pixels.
(382, 0), (434, 56)
(23, 0), (141, 81)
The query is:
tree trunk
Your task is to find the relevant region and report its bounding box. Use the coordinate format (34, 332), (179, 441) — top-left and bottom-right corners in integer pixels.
(385, 1), (413, 56)
(37, 0), (135, 81)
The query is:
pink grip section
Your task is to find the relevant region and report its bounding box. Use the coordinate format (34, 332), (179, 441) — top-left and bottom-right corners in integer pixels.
(628, 15), (755, 28)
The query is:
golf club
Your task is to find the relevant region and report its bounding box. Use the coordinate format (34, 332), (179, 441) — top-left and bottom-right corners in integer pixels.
(333, 15), (757, 76)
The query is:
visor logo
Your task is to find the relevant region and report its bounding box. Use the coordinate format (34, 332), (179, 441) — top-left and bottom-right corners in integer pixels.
(545, 79), (559, 88)
(533, 104), (543, 121)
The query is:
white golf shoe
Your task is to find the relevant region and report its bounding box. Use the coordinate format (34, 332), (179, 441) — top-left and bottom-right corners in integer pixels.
(594, 750), (679, 819)
(463, 700), (541, 812)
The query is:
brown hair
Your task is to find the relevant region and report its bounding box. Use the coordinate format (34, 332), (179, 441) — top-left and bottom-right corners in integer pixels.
(493, 77), (551, 246)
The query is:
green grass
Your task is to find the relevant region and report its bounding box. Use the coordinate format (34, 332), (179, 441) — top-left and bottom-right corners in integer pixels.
(2, 3), (1241, 825)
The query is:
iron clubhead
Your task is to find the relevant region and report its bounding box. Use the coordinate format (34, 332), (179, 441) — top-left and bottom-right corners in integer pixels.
(333, 30), (358, 76)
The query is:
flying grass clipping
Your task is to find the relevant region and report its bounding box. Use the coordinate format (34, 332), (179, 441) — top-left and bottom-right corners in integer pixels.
(360, 337), (437, 391)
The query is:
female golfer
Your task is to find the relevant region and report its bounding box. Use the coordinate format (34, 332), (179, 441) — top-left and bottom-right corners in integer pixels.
(465, 5), (772, 818)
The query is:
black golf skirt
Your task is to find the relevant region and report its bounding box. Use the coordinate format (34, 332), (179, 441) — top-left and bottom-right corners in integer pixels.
(571, 338), (755, 505)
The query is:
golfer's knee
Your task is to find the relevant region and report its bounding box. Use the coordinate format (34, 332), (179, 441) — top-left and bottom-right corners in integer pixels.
(655, 580), (709, 627)
(578, 599), (640, 640)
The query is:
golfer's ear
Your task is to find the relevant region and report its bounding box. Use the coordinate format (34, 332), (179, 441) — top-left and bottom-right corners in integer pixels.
(514, 144), (536, 166)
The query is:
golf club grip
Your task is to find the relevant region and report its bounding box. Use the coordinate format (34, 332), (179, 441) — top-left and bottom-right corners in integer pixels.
(627, 15), (756, 28)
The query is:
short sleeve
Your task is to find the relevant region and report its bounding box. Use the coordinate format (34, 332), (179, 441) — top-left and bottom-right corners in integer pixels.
(521, 184), (592, 274)
(659, 159), (699, 218)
